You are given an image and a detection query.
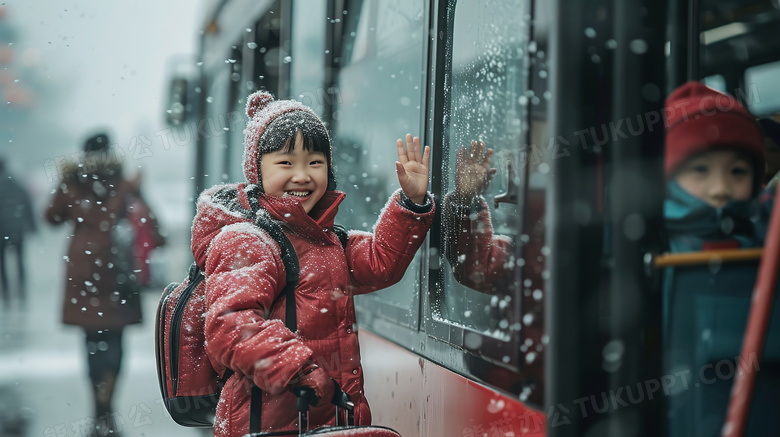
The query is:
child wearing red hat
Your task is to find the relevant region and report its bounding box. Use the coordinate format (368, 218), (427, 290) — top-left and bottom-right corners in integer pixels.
(664, 81), (768, 251)
(662, 82), (780, 436)
(665, 81), (765, 207)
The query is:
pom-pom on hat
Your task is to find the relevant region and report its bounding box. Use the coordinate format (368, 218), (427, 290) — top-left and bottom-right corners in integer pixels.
(664, 81), (765, 186)
(242, 91), (333, 187)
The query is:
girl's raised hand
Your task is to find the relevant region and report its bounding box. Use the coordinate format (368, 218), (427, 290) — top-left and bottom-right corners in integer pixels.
(395, 133), (430, 205)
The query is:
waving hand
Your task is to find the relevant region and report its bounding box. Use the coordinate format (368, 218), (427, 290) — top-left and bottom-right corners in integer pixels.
(395, 133), (430, 205)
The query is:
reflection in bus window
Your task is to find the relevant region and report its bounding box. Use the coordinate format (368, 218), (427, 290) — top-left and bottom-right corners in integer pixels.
(332, 0), (426, 311)
(440, 0), (530, 338)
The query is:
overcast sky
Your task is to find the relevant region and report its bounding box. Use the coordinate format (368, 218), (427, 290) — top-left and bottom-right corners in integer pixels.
(9, 1), (200, 138)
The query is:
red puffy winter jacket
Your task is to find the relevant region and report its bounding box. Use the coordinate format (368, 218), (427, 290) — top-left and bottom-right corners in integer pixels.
(191, 183), (435, 436)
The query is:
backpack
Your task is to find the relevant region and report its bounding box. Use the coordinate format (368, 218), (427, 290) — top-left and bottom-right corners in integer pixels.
(155, 210), (348, 428)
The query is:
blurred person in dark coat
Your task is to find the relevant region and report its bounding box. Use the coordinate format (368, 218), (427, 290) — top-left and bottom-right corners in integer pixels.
(45, 132), (157, 436)
(0, 157), (36, 305)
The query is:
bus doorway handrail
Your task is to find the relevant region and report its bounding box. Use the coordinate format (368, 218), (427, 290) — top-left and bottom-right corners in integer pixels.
(653, 248), (764, 268)
(723, 187), (780, 437)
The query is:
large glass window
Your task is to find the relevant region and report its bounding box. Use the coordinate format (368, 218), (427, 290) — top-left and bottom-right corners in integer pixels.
(331, 0), (426, 315)
(203, 68), (230, 188)
(290, 0), (327, 117)
(439, 0), (531, 341)
(745, 60), (780, 116)
(226, 43), (245, 182)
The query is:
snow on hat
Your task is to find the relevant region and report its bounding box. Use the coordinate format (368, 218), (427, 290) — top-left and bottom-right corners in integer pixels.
(242, 91), (333, 187)
(664, 81), (764, 186)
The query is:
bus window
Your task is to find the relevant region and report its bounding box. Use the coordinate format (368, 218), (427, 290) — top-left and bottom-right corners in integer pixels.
(226, 43), (245, 182)
(745, 60), (780, 116)
(249, 1), (283, 97)
(203, 68), (230, 187)
(702, 74), (726, 92)
(289, 0), (327, 117)
(439, 0), (530, 343)
(343, 0), (370, 65)
(332, 0), (427, 321)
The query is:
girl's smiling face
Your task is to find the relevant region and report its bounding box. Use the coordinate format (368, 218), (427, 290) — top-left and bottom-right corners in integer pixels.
(673, 149), (754, 209)
(260, 130), (328, 214)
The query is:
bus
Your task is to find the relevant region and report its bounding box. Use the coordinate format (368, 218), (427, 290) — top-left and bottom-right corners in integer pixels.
(163, 0), (780, 435)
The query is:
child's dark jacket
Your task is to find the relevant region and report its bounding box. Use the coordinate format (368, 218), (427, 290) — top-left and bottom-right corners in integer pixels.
(191, 183), (434, 436)
(662, 181), (780, 436)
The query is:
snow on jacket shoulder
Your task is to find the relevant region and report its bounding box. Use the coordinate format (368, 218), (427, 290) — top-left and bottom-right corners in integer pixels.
(191, 184), (435, 436)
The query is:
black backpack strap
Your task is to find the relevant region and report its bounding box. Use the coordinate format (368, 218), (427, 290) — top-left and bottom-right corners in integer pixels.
(246, 213), (300, 435)
(187, 262), (201, 282)
(253, 213), (300, 332)
(332, 224), (349, 249)
(249, 384), (263, 433)
(239, 189), (301, 331)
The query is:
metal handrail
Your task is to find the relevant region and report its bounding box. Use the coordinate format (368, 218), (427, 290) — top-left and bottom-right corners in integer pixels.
(653, 248), (763, 268)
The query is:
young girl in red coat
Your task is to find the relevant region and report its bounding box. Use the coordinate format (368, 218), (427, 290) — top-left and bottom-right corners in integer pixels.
(191, 91), (435, 436)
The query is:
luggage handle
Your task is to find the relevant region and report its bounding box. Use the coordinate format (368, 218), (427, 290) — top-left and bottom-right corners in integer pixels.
(292, 380), (355, 434)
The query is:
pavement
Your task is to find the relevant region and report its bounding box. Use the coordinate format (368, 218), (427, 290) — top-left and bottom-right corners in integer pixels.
(0, 224), (211, 437)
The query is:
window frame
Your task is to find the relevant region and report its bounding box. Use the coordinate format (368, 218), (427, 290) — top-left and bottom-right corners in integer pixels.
(423, 0), (534, 375)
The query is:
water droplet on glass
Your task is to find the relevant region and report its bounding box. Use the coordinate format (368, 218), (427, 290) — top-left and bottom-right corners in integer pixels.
(603, 340), (624, 362)
(629, 39), (648, 54)
(464, 332), (482, 349)
(623, 213), (646, 241)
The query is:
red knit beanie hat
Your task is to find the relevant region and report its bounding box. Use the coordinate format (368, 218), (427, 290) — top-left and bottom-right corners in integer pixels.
(664, 81), (765, 186)
(242, 91), (333, 188)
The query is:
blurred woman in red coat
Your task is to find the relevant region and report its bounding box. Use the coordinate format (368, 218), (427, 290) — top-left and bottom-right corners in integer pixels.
(46, 132), (161, 436)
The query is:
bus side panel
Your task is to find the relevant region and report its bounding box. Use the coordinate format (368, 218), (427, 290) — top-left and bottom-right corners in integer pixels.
(360, 330), (546, 437)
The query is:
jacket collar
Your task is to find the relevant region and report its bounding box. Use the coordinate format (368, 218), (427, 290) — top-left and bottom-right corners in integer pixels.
(664, 180), (758, 247)
(253, 188), (345, 244)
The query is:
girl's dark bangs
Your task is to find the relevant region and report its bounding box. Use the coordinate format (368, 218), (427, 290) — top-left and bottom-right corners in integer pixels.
(282, 127), (330, 156)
